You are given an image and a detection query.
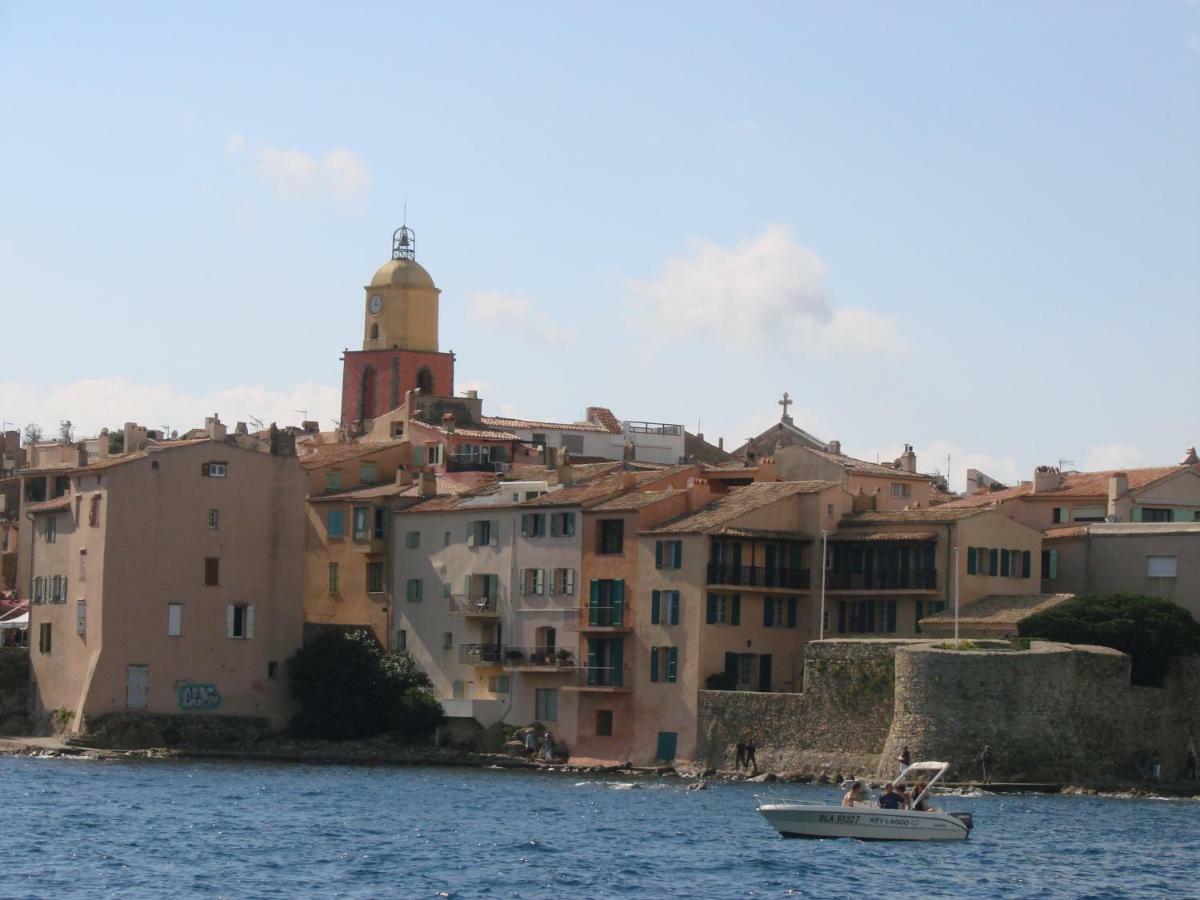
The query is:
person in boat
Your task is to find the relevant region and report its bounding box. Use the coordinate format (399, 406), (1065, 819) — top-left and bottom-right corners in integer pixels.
(841, 780), (870, 807)
(909, 780), (937, 812)
(877, 782), (908, 810)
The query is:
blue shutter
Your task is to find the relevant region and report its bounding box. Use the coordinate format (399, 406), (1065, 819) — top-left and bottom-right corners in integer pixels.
(670, 592), (680, 625)
(667, 647), (678, 683)
(655, 541), (663, 568)
(731, 594), (741, 626)
(651, 590), (661, 625)
(650, 647), (659, 682)
(989, 548), (999, 576)
(589, 580), (600, 626)
(706, 593), (717, 625)
(967, 547), (977, 574)
(787, 597), (797, 628)
(1000, 549), (1010, 576)
(1022, 550), (1032, 578)
(763, 598), (774, 627)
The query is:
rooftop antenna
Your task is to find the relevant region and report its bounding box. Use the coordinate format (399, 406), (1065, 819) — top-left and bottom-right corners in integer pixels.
(1058, 457), (1075, 471)
(292, 410), (308, 421)
(248, 415), (265, 431)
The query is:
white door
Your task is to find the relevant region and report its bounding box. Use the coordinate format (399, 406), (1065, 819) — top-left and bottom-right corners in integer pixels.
(126, 665), (149, 709)
(737, 654), (755, 691)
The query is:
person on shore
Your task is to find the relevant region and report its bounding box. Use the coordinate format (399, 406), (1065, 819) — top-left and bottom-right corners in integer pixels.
(735, 739), (747, 771)
(540, 733), (555, 762)
(746, 739), (758, 775)
(523, 731), (537, 758)
(841, 780), (870, 808)
(878, 782), (908, 810)
(898, 746), (911, 778)
(1151, 750), (1161, 783)
(1186, 747), (1197, 781)
(980, 744), (994, 784)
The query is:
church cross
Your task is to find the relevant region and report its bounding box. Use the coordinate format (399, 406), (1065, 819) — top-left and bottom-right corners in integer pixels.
(778, 392), (793, 420)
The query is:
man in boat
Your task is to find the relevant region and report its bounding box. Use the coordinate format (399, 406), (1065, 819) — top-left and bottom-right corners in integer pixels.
(877, 782), (908, 810)
(841, 780), (870, 807)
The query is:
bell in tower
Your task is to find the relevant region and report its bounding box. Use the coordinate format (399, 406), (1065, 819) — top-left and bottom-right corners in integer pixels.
(362, 224), (441, 353)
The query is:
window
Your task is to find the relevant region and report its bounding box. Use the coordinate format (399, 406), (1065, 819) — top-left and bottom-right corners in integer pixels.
(208, 509), (219, 530)
(655, 540), (683, 569)
(595, 709), (613, 737)
(50, 575), (67, 604)
(76, 600), (86, 635)
(649, 646), (678, 683)
(1147, 556), (1178, 578)
(651, 590), (680, 625)
(326, 510), (345, 539)
(467, 520), (497, 547)
(227, 604), (254, 639)
(562, 434), (584, 454)
(535, 688), (558, 722)
(396, 629), (407, 651)
(597, 519), (624, 554)
(705, 592), (740, 625)
(167, 603), (182, 637)
(521, 568), (546, 596)
(328, 562), (340, 593)
(521, 513), (547, 538)
(890, 482), (911, 498)
(367, 561), (385, 594)
(88, 494), (101, 527)
(836, 599), (898, 634)
(79, 550), (87, 581)
(405, 530), (421, 549)
(588, 580), (626, 626)
(550, 512), (576, 536)
(372, 508), (387, 540)
(443, 632), (453, 649)
(38, 623), (51, 654)
(360, 462), (379, 484)
(325, 470), (342, 491)
(352, 507), (371, 541)
(763, 596), (798, 628)
(268, 661), (279, 679)
(32, 577), (44, 604)
(489, 675), (511, 693)
(406, 578), (423, 602)
(1073, 506), (1106, 523)
(427, 444), (444, 466)
(1141, 508), (1172, 523)
(204, 557), (220, 586)
(550, 568), (576, 595)
(967, 546), (978, 575)
(1052, 507), (1067, 524)
(1041, 549), (1059, 580)
(202, 461), (228, 478)
(44, 516), (56, 543)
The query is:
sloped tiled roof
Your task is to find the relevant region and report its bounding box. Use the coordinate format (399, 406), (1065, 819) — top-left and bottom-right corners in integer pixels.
(648, 480), (838, 535)
(589, 490), (681, 512)
(412, 421), (518, 441)
(1045, 522), (1200, 540)
(939, 465), (1198, 508)
(827, 530), (938, 542)
(310, 472), (492, 503)
(299, 440), (406, 470)
(586, 407), (623, 434)
(731, 418), (826, 460)
(802, 446), (935, 482)
(684, 431), (737, 465)
(480, 416), (608, 434)
(521, 465), (693, 509)
(839, 507), (990, 526)
(73, 438), (214, 473)
(919, 594), (1075, 626)
(24, 496), (71, 514)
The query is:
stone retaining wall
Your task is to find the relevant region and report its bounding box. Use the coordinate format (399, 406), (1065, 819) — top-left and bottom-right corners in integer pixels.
(0, 647), (29, 735)
(81, 712), (272, 750)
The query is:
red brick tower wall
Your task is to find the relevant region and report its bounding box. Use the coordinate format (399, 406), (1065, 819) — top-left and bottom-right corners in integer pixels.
(340, 349), (455, 428)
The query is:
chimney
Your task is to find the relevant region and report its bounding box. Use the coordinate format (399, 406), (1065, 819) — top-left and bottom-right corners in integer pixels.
(558, 449), (574, 485)
(205, 414), (227, 441)
(395, 466), (414, 487)
(301, 420), (319, 434)
(623, 438), (636, 461)
(893, 443), (916, 473)
(827, 439), (841, 456)
(441, 412), (455, 434)
(419, 469), (437, 498)
(718, 437), (724, 451)
(756, 457), (778, 482)
(235, 421), (248, 436)
(622, 471), (637, 489)
(1107, 472), (1129, 520)
(1032, 466), (1062, 493)
(466, 389), (478, 400)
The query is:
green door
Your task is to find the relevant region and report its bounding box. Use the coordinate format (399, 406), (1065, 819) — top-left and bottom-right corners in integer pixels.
(656, 731), (678, 762)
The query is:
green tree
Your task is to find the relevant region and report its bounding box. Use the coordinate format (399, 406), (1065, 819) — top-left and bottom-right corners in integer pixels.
(1018, 593), (1200, 686)
(288, 630), (443, 740)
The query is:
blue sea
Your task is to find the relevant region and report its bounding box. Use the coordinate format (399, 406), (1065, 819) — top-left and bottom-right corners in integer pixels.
(4, 756), (1198, 898)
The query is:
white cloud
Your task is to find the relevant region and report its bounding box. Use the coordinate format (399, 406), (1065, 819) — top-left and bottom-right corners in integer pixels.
(226, 133), (369, 206)
(852, 439), (1022, 494)
(1082, 444), (1148, 472)
(0, 377), (340, 439)
(467, 291), (575, 343)
(628, 225), (903, 355)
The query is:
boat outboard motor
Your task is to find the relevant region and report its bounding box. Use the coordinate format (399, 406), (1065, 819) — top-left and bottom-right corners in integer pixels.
(950, 812), (974, 831)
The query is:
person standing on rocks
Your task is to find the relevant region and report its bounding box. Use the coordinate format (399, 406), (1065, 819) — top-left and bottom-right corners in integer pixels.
(898, 746), (911, 778)
(746, 739), (758, 775)
(1186, 746), (1197, 781)
(735, 739), (747, 771)
(1151, 750), (1161, 783)
(980, 744), (994, 784)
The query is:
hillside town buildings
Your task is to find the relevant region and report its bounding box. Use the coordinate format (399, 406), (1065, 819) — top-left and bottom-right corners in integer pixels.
(3, 224), (1196, 766)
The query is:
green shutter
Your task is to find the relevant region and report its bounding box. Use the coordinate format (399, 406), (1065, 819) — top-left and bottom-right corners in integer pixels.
(1000, 549), (1010, 576)
(670, 592), (680, 625)
(650, 647), (659, 682)
(612, 580), (625, 625)
(667, 647), (678, 683)
(550, 514), (560, 537)
(989, 548), (999, 576)
(787, 597), (797, 628)
(674, 542), (683, 568)
(655, 541), (663, 568)
(589, 580), (600, 626)
(731, 594), (741, 626)
(706, 593), (717, 625)
(1049, 549), (1059, 579)
(724, 652), (738, 678)
(1022, 550), (1031, 578)
(611, 639), (624, 686)
(763, 598), (774, 627)
(967, 547), (977, 574)
(651, 590), (661, 625)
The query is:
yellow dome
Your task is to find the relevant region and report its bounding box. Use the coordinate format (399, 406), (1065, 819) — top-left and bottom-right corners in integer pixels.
(369, 258), (436, 289)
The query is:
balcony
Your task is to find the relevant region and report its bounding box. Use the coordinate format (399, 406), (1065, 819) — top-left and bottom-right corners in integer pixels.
(448, 592), (504, 618)
(706, 563), (811, 590)
(625, 421), (682, 436)
(500, 645), (577, 671)
(824, 569), (937, 591)
(445, 454), (510, 474)
(563, 667), (630, 692)
(564, 604), (633, 632)
(458, 643), (503, 666)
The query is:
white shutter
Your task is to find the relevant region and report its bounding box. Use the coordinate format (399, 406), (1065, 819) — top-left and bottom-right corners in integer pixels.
(566, 569), (576, 595)
(466, 523), (476, 547)
(489, 521), (499, 546)
(245, 605), (255, 639)
(75, 601), (86, 635)
(167, 604), (182, 637)
(226, 604), (235, 638)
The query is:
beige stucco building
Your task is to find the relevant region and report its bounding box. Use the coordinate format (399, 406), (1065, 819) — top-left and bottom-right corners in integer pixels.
(25, 436), (305, 731)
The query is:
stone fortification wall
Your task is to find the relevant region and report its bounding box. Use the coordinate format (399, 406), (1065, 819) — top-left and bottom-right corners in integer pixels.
(0, 647), (30, 734)
(694, 640), (909, 775)
(880, 644), (1200, 782)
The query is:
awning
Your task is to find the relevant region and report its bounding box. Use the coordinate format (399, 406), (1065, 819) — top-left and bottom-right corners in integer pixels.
(827, 530), (938, 543)
(0, 613), (28, 629)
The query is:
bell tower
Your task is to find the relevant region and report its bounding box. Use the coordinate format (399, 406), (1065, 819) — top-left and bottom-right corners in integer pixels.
(362, 226), (441, 353)
(340, 225), (455, 432)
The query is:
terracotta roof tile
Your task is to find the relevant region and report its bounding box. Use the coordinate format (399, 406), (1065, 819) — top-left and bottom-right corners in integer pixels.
(479, 416), (608, 433)
(839, 507), (989, 525)
(588, 490), (680, 512)
(802, 446), (936, 482)
(585, 407), (623, 434)
(919, 594), (1075, 626)
(522, 466), (692, 509)
(24, 496), (71, 514)
(648, 480), (838, 535)
(827, 530), (938, 542)
(299, 440), (406, 470)
(939, 464), (1199, 508)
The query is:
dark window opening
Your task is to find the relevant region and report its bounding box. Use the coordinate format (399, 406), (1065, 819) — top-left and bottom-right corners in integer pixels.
(597, 519), (625, 555)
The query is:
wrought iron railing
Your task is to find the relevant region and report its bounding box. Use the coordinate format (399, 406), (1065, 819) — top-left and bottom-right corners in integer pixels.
(706, 563), (811, 589)
(824, 570), (937, 590)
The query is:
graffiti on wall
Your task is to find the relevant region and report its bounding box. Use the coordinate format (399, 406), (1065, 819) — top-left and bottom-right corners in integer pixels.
(178, 682), (221, 711)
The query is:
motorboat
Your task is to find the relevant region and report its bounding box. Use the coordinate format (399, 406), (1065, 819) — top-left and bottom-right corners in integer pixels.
(757, 761), (973, 841)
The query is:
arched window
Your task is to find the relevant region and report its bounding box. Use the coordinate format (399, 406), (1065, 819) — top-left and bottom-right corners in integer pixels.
(416, 367), (434, 394)
(369, 323), (379, 340)
(359, 366), (377, 422)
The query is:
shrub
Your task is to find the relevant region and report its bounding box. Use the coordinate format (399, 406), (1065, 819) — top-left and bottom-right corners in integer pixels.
(1018, 593), (1200, 686)
(705, 671), (738, 691)
(288, 630), (442, 740)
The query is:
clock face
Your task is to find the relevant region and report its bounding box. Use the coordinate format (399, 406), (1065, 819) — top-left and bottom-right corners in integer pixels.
(369, 295), (383, 315)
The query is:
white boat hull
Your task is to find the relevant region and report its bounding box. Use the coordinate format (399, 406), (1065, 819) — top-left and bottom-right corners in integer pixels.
(758, 802), (971, 841)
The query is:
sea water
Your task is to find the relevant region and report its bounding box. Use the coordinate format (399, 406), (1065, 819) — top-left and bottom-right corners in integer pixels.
(4, 756), (1198, 898)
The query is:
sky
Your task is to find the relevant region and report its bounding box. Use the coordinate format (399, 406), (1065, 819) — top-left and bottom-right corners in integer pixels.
(1, 2), (1197, 490)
